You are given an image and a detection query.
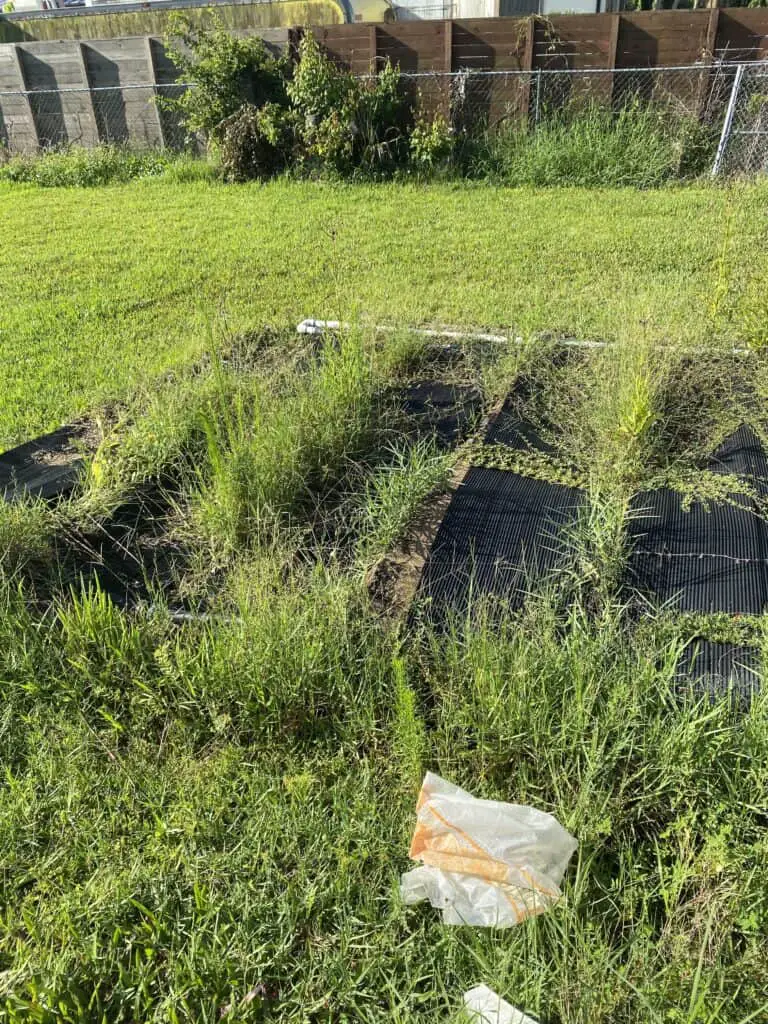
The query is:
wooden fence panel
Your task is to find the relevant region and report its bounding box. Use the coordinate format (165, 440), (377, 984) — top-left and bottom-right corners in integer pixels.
(313, 24), (372, 72)
(534, 14), (615, 70)
(3, 12), (768, 156)
(81, 38), (161, 146)
(451, 18), (527, 71)
(616, 11), (711, 69)
(715, 10), (768, 64)
(377, 21), (449, 73)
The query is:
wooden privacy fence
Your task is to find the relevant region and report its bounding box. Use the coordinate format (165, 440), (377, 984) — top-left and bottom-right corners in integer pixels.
(0, 10), (767, 154)
(310, 9), (768, 73)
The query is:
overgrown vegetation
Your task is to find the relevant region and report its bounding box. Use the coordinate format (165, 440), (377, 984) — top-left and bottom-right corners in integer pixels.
(2, 44), (768, 1011)
(467, 105), (717, 188)
(155, 17), (718, 185)
(163, 12), (291, 144)
(0, 145), (216, 187)
(2, 326), (768, 1022)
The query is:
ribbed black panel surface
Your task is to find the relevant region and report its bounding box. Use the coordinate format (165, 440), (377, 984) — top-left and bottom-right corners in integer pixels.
(707, 423), (768, 484)
(416, 468), (584, 619)
(630, 487), (760, 557)
(0, 426), (85, 502)
(626, 426), (768, 615)
(397, 381), (483, 448)
(630, 551), (768, 615)
(484, 395), (554, 453)
(676, 640), (761, 702)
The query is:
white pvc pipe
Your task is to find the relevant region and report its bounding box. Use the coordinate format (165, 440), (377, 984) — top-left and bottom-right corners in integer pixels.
(296, 319), (606, 349)
(297, 320), (751, 356)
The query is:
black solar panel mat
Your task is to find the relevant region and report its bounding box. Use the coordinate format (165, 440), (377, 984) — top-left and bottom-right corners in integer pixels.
(676, 639), (761, 703)
(627, 488), (768, 614)
(415, 468), (584, 620)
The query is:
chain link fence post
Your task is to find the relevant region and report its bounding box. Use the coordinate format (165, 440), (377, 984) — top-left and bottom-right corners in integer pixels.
(712, 63), (745, 177)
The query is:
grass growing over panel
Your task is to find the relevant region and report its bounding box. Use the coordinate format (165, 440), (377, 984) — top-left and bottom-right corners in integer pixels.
(2, 330), (768, 1022)
(2, 178), (768, 447)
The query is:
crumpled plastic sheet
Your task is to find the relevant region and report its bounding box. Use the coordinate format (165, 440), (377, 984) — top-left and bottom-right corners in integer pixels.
(463, 985), (538, 1024)
(401, 772), (577, 928)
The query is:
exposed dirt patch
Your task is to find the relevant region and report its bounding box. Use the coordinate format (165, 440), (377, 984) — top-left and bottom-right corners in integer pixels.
(366, 460), (472, 619)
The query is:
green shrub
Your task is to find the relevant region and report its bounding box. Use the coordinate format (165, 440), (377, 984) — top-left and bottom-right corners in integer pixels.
(163, 11), (290, 145)
(219, 102), (296, 182)
(286, 30), (355, 127)
(409, 112), (454, 171)
(288, 33), (409, 175)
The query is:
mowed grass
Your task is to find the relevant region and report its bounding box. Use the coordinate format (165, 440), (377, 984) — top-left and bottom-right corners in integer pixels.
(2, 177), (768, 446)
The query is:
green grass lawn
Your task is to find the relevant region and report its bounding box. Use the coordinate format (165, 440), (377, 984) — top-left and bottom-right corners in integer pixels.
(2, 178), (767, 447)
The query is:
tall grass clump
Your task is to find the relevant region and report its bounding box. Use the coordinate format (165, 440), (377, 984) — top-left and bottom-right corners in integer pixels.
(472, 106), (707, 188)
(0, 498), (55, 575)
(0, 145), (215, 188)
(354, 438), (451, 567)
(83, 365), (238, 516)
(507, 339), (663, 604)
(191, 333), (380, 562)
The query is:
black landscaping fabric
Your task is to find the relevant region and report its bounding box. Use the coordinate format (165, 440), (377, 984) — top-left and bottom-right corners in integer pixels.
(626, 425), (768, 615)
(484, 393), (554, 453)
(706, 423), (768, 485)
(396, 381), (483, 448)
(0, 425), (85, 502)
(51, 484), (188, 609)
(415, 468), (584, 621)
(676, 639), (761, 703)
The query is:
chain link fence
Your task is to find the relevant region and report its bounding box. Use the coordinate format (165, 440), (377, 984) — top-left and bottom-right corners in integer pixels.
(0, 83), (190, 155)
(712, 62), (768, 176)
(402, 64), (736, 146)
(1, 64), (767, 176)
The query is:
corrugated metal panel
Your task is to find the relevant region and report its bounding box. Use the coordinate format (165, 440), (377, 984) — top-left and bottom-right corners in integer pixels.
(499, 0), (539, 14)
(392, 1), (452, 21)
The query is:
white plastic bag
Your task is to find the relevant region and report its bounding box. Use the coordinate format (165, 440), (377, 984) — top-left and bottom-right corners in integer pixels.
(462, 985), (538, 1024)
(400, 772), (577, 928)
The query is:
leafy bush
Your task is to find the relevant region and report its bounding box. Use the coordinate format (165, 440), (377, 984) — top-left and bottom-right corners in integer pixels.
(409, 113), (454, 170)
(286, 30), (355, 126)
(352, 61), (411, 173)
(219, 102), (296, 182)
(287, 33), (409, 175)
(163, 12), (290, 144)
